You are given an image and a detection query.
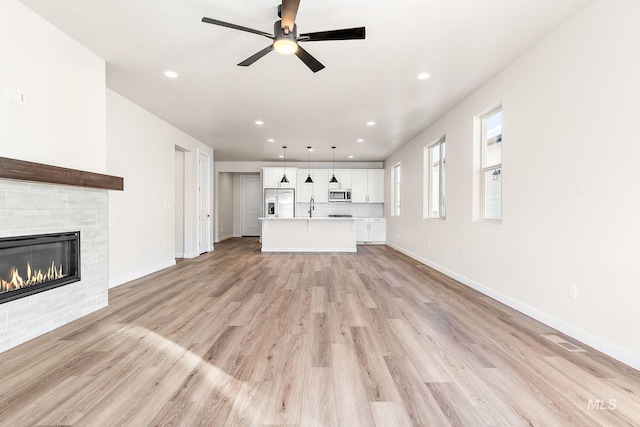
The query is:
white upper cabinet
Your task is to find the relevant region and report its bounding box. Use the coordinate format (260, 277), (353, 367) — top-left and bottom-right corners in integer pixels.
(367, 169), (385, 203)
(351, 169), (384, 203)
(312, 170), (329, 202)
(262, 167), (297, 189)
(351, 170), (368, 203)
(296, 169), (329, 203)
(328, 169), (352, 190)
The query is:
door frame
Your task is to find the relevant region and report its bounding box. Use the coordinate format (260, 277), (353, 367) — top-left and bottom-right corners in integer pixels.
(197, 149), (212, 254)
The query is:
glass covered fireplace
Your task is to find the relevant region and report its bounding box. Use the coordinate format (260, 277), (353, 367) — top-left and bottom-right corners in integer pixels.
(0, 232), (80, 304)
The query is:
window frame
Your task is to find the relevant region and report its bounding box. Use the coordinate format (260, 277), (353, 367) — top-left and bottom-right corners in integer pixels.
(424, 136), (446, 220)
(481, 106), (502, 222)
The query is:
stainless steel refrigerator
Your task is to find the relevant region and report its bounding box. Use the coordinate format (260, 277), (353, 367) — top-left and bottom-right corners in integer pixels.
(264, 188), (295, 218)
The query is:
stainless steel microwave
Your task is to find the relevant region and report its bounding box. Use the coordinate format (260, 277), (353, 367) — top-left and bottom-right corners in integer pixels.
(329, 189), (351, 202)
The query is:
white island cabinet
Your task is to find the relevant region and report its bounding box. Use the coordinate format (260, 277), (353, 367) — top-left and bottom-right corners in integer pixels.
(260, 217), (357, 252)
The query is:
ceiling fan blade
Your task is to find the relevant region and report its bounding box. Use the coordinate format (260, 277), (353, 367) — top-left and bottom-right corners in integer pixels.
(295, 45), (325, 73)
(202, 17), (273, 39)
(238, 46), (274, 67)
(280, 0), (300, 32)
(299, 27), (366, 42)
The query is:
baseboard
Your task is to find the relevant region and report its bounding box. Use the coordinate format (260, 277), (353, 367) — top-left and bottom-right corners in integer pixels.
(216, 234), (234, 243)
(109, 259), (177, 289)
(182, 251), (199, 259)
(386, 242), (640, 372)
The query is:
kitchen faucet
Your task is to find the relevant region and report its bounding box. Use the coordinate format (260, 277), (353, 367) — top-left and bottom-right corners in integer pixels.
(308, 196), (314, 218)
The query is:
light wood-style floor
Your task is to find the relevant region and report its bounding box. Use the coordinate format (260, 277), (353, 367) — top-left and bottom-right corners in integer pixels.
(0, 238), (638, 426)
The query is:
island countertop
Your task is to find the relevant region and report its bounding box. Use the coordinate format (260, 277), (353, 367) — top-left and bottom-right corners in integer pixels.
(259, 216), (357, 252)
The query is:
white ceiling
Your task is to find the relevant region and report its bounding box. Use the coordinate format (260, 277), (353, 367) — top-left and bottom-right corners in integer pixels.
(19, 0), (592, 162)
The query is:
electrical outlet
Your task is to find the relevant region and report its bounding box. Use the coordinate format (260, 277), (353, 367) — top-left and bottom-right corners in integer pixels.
(6, 86), (26, 105)
(569, 284), (578, 300)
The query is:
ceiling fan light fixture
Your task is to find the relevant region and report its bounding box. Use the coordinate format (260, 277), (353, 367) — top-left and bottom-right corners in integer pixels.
(274, 38), (298, 55)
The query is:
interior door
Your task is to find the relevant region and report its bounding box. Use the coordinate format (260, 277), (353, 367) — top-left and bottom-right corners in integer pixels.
(197, 152), (211, 254)
(241, 175), (261, 236)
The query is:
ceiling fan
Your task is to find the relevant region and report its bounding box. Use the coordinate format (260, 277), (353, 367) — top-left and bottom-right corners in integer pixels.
(201, 0), (366, 73)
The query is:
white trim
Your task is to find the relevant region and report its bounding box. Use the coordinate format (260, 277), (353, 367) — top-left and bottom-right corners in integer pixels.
(197, 149), (213, 253)
(109, 259), (177, 288)
(385, 242), (640, 372)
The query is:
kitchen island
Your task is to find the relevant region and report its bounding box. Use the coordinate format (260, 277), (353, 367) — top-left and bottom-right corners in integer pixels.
(259, 217), (357, 252)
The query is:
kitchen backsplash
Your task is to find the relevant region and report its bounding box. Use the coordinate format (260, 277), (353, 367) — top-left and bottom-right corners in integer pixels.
(295, 202), (384, 218)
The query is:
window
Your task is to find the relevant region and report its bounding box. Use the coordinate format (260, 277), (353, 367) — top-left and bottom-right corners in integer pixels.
(425, 137), (446, 219)
(481, 108), (502, 220)
(392, 163), (401, 216)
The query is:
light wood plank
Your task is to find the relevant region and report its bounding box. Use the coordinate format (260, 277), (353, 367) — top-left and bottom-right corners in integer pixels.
(0, 238), (637, 426)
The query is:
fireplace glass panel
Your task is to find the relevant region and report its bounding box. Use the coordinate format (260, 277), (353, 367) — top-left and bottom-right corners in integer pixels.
(0, 232), (80, 304)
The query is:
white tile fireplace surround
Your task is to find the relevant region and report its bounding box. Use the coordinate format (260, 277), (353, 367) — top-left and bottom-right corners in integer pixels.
(0, 178), (109, 352)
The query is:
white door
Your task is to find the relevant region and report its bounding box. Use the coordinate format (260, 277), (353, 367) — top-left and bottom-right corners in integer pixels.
(197, 152), (211, 254)
(241, 175), (261, 236)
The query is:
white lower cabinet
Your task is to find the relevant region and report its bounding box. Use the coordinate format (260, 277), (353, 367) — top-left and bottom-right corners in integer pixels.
(355, 218), (386, 244)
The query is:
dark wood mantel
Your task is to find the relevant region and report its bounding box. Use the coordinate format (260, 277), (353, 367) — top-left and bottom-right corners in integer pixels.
(0, 157), (124, 191)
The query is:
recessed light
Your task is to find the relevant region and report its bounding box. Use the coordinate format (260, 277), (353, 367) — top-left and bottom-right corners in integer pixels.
(255, 120), (264, 125)
(278, 155), (284, 158)
(348, 155), (354, 159)
(163, 70), (179, 78)
(267, 138), (275, 142)
(366, 121), (376, 126)
(417, 72), (431, 80)
(357, 139), (364, 143)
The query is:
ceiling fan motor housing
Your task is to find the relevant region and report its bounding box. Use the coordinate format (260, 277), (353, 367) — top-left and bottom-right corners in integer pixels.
(275, 20), (297, 38)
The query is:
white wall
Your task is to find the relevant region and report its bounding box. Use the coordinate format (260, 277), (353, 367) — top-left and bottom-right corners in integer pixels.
(0, 0), (106, 173)
(385, 0), (640, 370)
(0, 0), (108, 352)
(107, 89), (214, 287)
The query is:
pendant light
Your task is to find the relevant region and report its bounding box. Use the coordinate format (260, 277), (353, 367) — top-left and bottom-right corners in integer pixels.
(305, 146), (314, 183)
(280, 146), (289, 183)
(329, 146), (339, 184)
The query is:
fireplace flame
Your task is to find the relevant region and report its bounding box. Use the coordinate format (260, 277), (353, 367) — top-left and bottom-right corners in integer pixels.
(1, 262), (66, 293)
